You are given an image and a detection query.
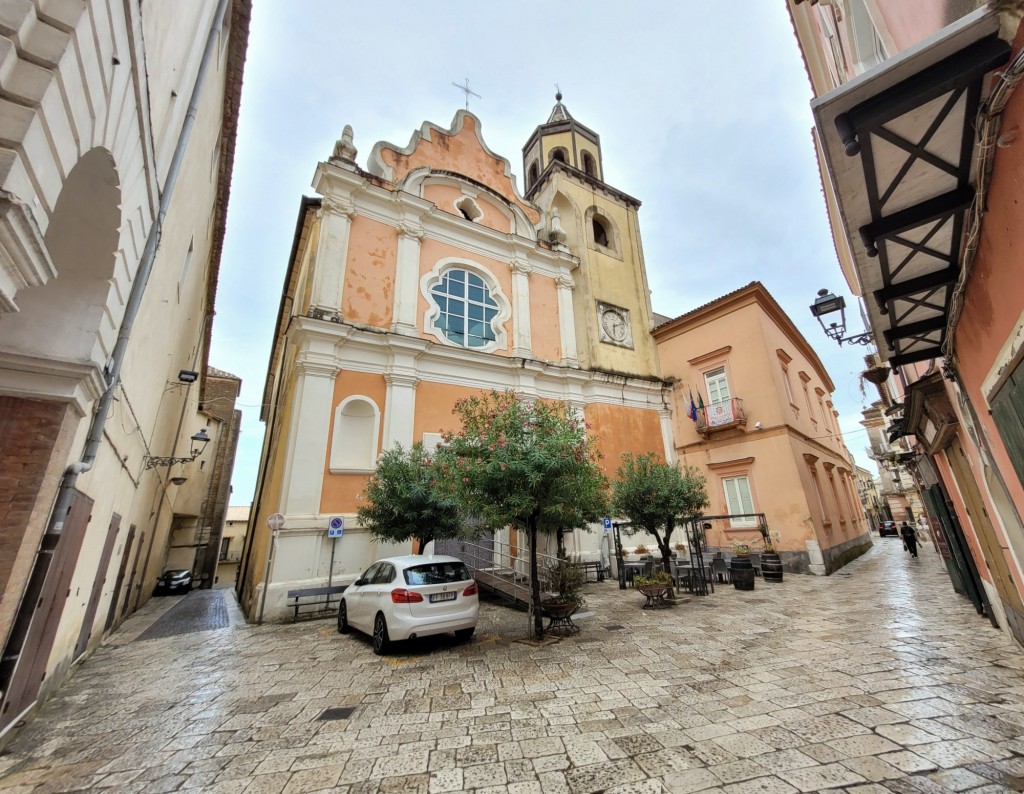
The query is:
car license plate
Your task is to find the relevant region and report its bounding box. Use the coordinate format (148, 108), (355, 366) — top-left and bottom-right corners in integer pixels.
(430, 591), (457, 603)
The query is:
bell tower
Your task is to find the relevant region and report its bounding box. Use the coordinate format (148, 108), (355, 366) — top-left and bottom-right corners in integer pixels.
(523, 94), (660, 380)
(522, 91), (603, 193)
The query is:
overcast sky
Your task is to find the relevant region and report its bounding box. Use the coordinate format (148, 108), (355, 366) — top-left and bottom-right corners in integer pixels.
(211, 1), (877, 506)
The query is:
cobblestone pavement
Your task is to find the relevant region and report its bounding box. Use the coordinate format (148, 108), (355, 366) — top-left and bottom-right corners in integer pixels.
(137, 591), (232, 641)
(2, 540), (1024, 793)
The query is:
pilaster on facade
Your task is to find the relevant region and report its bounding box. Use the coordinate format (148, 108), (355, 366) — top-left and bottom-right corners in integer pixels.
(392, 218), (425, 336)
(0, 196), (57, 314)
(309, 197), (356, 322)
(280, 342), (340, 516)
(382, 371), (419, 451)
(510, 258), (534, 358)
(556, 274), (579, 367)
(659, 410), (677, 465)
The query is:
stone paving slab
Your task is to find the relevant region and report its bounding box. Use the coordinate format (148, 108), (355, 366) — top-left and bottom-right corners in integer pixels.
(1, 542), (1024, 793)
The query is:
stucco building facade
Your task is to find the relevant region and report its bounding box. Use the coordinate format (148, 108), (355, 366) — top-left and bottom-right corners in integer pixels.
(654, 282), (871, 574)
(238, 103), (674, 622)
(0, 0), (250, 732)
(788, 0), (1024, 646)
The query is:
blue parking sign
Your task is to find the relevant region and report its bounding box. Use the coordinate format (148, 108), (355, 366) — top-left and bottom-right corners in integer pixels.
(328, 516), (344, 538)
(603, 517), (612, 530)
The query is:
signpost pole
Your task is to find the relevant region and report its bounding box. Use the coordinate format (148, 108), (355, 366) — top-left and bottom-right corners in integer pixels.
(328, 537), (336, 587)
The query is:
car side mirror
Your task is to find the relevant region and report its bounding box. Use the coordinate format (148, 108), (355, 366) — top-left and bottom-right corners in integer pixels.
(354, 578), (365, 587)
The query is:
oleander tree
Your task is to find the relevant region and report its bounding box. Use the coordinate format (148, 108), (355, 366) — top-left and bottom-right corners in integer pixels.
(612, 452), (709, 575)
(435, 391), (607, 639)
(356, 442), (465, 552)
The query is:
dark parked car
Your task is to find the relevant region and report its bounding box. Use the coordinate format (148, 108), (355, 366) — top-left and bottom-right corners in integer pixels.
(878, 521), (898, 537)
(154, 569), (193, 595)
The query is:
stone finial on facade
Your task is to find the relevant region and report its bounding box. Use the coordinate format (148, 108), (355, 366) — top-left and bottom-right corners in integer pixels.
(547, 207), (568, 249)
(332, 125), (358, 163)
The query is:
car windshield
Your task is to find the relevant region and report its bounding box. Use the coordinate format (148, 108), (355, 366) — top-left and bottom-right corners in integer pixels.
(404, 562), (471, 586)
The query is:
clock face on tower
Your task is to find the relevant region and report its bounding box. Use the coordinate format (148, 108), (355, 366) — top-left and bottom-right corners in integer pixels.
(597, 302), (633, 348)
(601, 309), (627, 342)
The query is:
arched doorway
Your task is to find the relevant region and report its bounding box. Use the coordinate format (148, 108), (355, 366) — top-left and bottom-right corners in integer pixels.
(0, 148), (121, 732)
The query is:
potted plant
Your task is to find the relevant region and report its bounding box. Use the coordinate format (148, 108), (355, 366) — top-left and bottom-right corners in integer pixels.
(757, 523), (784, 583)
(633, 544), (650, 556)
(634, 571), (673, 608)
(541, 559), (584, 625)
(730, 543), (755, 591)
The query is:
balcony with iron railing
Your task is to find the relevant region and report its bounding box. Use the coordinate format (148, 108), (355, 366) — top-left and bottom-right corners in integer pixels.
(696, 398), (746, 435)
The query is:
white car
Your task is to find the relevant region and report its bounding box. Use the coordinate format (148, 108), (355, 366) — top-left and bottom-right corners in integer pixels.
(338, 555), (479, 655)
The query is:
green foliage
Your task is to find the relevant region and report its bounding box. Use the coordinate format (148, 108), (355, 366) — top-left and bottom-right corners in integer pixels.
(435, 391), (608, 535)
(356, 442), (464, 550)
(634, 572), (672, 587)
(612, 453), (710, 568)
(543, 559), (585, 606)
(732, 542), (751, 556)
(435, 391), (608, 637)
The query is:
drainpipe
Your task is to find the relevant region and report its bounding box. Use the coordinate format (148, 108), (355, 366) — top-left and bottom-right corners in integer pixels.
(46, 0), (231, 535)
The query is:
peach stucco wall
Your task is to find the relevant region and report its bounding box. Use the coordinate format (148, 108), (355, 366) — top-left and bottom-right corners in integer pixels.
(530, 275), (562, 363)
(378, 114), (539, 225)
(584, 403), (664, 480)
(319, 371), (388, 514)
(422, 184), (511, 234)
(342, 216), (396, 329)
(412, 381), (482, 440)
(873, 0), (974, 53)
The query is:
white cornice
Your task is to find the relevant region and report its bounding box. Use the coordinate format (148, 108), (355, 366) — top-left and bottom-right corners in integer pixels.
(0, 350), (104, 416)
(289, 316), (668, 410)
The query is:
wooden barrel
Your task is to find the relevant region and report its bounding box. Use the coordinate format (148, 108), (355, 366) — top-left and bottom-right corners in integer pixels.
(730, 557), (755, 591)
(761, 553), (784, 583)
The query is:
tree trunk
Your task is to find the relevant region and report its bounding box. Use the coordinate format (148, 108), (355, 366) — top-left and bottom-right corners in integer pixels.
(529, 516), (543, 640)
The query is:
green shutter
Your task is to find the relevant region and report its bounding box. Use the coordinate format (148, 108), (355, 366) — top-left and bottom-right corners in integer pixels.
(991, 367), (1024, 490)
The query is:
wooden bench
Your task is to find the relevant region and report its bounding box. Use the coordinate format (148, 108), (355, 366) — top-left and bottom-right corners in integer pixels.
(286, 585), (347, 623)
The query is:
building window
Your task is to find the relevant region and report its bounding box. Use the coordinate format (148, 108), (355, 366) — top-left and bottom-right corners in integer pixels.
(723, 476), (756, 526)
(527, 161), (539, 189)
(550, 147), (567, 164)
(705, 367), (731, 405)
(582, 151), (597, 177)
(429, 268), (499, 349)
(781, 364), (794, 405)
(592, 216), (609, 247)
(455, 196), (482, 222)
(329, 396), (380, 472)
(219, 537), (230, 561)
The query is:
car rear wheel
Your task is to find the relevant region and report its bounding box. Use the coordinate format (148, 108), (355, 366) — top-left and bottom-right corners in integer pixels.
(455, 627), (475, 642)
(337, 601), (350, 634)
(372, 613), (389, 655)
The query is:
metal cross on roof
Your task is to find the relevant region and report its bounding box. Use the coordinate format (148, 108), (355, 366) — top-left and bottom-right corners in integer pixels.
(451, 78), (481, 110)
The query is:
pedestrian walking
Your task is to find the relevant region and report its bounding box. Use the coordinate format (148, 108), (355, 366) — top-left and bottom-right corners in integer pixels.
(901, 522), (918, 558)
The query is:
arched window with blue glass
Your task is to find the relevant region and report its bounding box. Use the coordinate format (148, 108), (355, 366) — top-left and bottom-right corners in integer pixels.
(430, 269), (499, 348)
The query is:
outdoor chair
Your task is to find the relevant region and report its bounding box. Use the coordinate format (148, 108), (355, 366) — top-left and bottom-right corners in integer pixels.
(711, 557), (730, 583)
(670, 559), (693, 593)
(749, 553), (762, 576)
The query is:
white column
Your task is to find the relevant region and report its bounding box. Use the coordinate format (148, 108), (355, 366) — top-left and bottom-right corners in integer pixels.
(557, 274), (578, 366)
(510, 258), (533, 358)
(660, 409), (677, 465)
(392, 221), (424, 335)
(382, 372), (418, 450)
(280, 349), (339, 516)
(309, 196), (355, 322)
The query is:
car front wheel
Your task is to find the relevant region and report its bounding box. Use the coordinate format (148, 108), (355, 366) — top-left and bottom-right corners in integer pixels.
(337, 601), (350, 634)
(372, 613), (389, 656)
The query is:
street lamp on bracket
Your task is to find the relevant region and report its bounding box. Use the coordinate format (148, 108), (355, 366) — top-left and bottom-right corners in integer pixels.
(143, 428), (211, 469)
(809, 289), (873, 347)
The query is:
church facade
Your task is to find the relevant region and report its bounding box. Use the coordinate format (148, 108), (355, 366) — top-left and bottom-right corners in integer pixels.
(239, 102), (674, 621)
